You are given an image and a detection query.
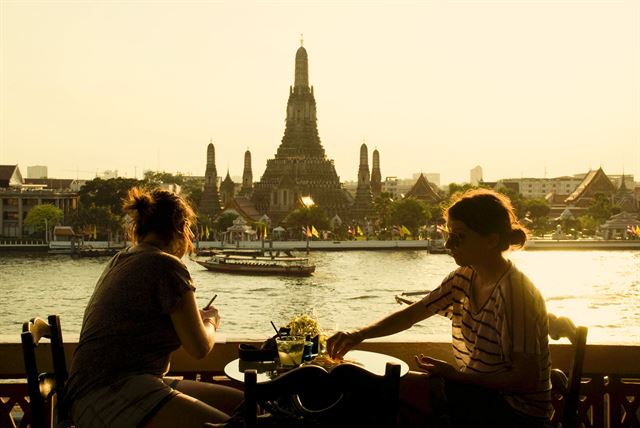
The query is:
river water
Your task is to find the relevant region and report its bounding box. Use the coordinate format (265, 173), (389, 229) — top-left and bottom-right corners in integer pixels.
(0, 250), (638, 345)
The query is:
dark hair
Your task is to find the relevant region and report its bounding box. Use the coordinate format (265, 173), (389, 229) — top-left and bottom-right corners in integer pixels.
(444, 188), (528, 251)
(123, 187), (196, 254)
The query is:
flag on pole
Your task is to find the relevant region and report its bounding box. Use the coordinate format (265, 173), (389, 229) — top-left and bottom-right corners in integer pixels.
(401, 225), (411, 236)
(357, 225), (364, 236)
(311, 225), (319, 238)
(306, 226), (312, 238)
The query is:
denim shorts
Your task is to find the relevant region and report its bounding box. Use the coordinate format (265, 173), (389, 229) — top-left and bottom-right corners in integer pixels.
(71, 374), (180, 428)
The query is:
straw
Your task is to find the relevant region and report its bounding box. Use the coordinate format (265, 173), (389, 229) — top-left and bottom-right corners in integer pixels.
(270, 321), (281, 337)
(205, 294), (218, 309)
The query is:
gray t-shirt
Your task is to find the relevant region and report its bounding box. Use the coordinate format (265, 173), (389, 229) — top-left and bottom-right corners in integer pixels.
(65, 244), (195, 406)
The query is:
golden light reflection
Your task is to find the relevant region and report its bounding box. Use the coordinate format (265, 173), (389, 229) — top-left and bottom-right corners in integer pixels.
(510, 251), (640, 344)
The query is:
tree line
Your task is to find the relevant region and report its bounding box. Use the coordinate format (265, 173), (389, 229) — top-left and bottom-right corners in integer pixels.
(24, 172), (623, 241)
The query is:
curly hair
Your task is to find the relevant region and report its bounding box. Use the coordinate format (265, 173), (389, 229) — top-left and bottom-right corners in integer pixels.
(444, 188), (528, 251)
(123, 187), (196, 254)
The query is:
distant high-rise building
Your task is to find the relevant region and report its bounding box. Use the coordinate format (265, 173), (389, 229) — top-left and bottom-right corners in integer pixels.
(199, 142), (222, 217)
(470, 165), (483, 186)
(251, 42), (351, 223)
(352, 144), (373, 220)
(240, 150), (253, 196)
(27, 165), (48, 179)
(371, 149), (382, 197)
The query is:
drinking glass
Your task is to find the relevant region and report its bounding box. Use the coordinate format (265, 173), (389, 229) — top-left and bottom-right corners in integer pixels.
(276, 336), (305, 368)
(318, 333), (328, 356)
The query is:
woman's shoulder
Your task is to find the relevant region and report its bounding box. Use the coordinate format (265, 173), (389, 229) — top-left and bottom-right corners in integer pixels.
(125, 245), (189, 272)
(506, 262), (534, 287)
(441, 266), (474, 287)
(504, 262), (544, 299)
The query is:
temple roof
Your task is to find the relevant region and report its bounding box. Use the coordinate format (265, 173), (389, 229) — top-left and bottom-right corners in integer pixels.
(0, 165), (22, 187)
(564, 168), (616, 204)
(404, 173), (442, 203)
(220, 196), (261, 222)
(600, 211), (640, 229)
(25, 178), (75, 190)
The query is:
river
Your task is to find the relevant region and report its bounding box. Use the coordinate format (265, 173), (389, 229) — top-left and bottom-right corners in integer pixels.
(0, 250), (638, 344)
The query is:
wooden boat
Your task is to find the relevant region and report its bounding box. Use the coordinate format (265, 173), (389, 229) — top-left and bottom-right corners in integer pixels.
(196, 250), (316, 276)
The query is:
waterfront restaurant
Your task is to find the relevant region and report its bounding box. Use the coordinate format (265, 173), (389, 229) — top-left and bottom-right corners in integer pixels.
(2, 322), (639, 426)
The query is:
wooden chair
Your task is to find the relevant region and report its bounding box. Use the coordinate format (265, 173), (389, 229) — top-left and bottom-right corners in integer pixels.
(21, 315), (69, 428)
(244, 362), (401, 428)
(548, 314), (588, 428)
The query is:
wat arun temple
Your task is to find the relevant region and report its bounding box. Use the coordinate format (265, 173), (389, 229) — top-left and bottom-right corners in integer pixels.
(200, 42), (382, 225)
(250, 43), (353, 222)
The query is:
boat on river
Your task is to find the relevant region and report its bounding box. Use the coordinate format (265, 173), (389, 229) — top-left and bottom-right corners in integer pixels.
(195, 249), (316, 276)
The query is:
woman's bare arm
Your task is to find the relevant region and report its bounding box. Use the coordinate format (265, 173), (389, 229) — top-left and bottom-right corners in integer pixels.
(328, 301), (430, 359)
(170, 290), (215, 359)
(416, 352), (541, 393)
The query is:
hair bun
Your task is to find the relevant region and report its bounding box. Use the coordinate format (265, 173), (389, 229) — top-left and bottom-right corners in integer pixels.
(509, 228), (527, 247)
(131, 193), (154, 216)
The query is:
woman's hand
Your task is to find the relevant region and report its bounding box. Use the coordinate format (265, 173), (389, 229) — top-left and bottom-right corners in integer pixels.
(414, 354), (459, 380)
(326, 331), (363, 360)
(200, 305), (220, 331)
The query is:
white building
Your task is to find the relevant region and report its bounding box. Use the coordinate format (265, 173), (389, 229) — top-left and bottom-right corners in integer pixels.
(470, 166), (483, 186)
(497, 176), (584, 198)
(27, 165), (48, 179)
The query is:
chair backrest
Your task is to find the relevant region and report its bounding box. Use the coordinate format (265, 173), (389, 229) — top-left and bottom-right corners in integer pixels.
(21, 315), (69, 428)
(244, 362), (401, 428)
(548, 314), (588, 428)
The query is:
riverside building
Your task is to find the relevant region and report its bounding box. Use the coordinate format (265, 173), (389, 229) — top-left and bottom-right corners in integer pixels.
(0, 165), (78, 238)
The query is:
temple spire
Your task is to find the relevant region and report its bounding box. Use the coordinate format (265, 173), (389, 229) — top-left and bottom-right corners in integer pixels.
(294, 42), (309, 88)
(371, 148), (382, 197)
(199, 141), (221, 216)
(240, 149), (253, 196)
(353, 143), (373, 220)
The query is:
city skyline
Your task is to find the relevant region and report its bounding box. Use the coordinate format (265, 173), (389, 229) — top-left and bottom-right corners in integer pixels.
(1, 1), (638, 185)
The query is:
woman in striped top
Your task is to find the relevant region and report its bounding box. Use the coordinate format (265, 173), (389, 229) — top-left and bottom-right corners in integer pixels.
(327, 189), (551, 428)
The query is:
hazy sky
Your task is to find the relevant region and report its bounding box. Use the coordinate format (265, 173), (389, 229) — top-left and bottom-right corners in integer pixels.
(1, 0), (638, 185)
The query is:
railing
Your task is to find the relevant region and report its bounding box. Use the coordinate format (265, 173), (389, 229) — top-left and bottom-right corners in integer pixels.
(0, 239), (47, 247)
(1, 341), (638, 427)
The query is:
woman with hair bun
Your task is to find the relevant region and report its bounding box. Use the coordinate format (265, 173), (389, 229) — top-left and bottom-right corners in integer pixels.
(327, 188), (551, 428)
(65, 187), (242, 428)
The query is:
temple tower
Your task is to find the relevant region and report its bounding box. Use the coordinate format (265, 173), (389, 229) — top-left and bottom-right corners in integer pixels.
(220, 171), (235, 208)
(240, 150), (253, 196)
(371, 148), (382, 197)
(352, 143), (374, 220)
(251, 42), (351, 223)
(614, 172), (637, 212)
(199, 142), (221, 216)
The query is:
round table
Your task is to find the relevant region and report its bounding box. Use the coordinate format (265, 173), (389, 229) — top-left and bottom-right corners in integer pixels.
(224, 350), (409, 384)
